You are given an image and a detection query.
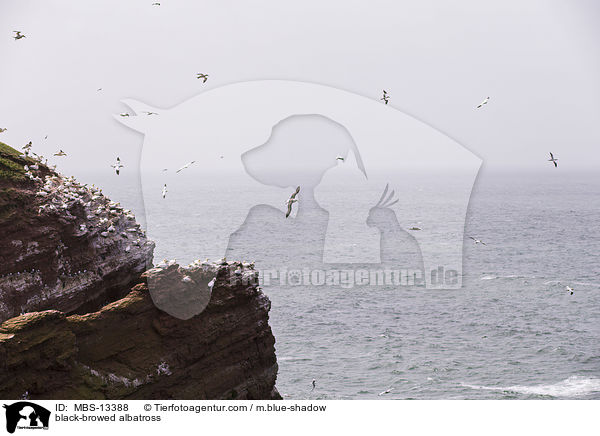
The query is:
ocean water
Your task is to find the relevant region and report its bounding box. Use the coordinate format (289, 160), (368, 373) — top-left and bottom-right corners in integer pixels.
(93, 169), (600, 400)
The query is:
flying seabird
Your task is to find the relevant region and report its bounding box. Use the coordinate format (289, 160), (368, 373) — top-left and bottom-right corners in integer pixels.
(13, 31), (26, 40)
(196, 73), (209, 82)
(152, 2), (161, 5)
(22, 141), (32, 155)
(111, 157), (124, 175)
(378, 388), (394, 396)
(469, 236), (486, 245)
(476, 96), (490, 109)
(176, 160), (196, 173)
(143, 111), (159, 115)
(336, 155), (344, 162)
(119, 113), (130, 117)
(566, 286), (574, 295)
(97, 88), (103, 91)
(548, 152), (558, 168)
(54, 149), (67, 157)
(285, 186), (300, 218)
(0, 128), (7, 133)
(162, 184), (167, 199)
(311, 379), (316, 391)
(208, 278), (216, 290)
(380, 90), (389, 105)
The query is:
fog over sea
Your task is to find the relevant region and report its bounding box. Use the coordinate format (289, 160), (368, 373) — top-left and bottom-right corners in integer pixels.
(96, 169), (600, 400)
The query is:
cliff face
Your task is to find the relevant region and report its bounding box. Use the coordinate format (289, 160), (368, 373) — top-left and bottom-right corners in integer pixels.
(0, 262), (280, 400)
(0, 141), (154, 322)
(0, 141), (280, 400)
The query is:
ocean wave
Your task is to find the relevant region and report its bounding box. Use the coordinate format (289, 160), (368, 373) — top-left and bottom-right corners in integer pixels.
(571, 281), (600, 288)
(543, 280), (600, 287)
(462, 376), (600, 398)
(480, 274), (526, 281)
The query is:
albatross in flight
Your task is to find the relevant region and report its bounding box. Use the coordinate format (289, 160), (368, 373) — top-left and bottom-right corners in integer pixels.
(196, 73), (209, 82)
(380, 90), (389, 105)
(54, 149), (67, 157)
(13, 31), (26, 40)
(336, 155), (345, 162)
(111, 157), (124, 175)
(548, 152), (558, 168)
(469, 236), (486, 245)
(476, 96), (490, 108)
(285, 186), (300, 218)
(176, 160), (196, 173)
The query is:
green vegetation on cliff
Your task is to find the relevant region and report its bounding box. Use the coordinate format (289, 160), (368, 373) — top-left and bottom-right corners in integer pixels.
(0, 141), (28, 181)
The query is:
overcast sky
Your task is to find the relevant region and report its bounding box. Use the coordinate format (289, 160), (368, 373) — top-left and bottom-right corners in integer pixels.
(1, 0), (599, 180)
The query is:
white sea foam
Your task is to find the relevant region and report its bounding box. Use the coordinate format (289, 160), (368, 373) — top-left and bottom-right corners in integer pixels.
(462, 376), (600, 398)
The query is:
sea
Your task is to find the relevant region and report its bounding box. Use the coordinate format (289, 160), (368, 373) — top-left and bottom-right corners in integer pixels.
(92, 168), (599, 400)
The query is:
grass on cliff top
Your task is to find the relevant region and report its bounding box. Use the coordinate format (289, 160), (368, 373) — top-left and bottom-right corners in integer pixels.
(0, 141), (28, 181)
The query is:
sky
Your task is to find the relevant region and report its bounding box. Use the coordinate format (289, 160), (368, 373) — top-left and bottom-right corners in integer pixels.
(1, 0), (599, 181)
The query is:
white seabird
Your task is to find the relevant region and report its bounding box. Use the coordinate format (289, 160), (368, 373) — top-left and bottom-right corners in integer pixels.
(566, 286), (574, 295)
(336, 155), (345, 162)
(13, 31), (26, 40)
(119, 113), (130, 117)
(196, 73), (209, 82)
(208, 278), (216, 290)
(476, 96), (490, 109)
(469, 236), (486, 245)
(548, 152), (558, 168)
(378, 388), (394, 396)
(162, 184), (167, 199)
(285, 186), (300, 218)
(54, 149), (67, 157)
(111, 157), (124, 175)
(176, 160), (196, 173)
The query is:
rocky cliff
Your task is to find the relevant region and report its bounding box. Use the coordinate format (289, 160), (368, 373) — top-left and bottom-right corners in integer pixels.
(0, 141), (154, 321)
(0, 141), (280, 400)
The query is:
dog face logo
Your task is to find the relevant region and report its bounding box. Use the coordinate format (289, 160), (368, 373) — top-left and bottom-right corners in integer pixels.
(116, 80), (481, 318)
(3, 402), (50, 433)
